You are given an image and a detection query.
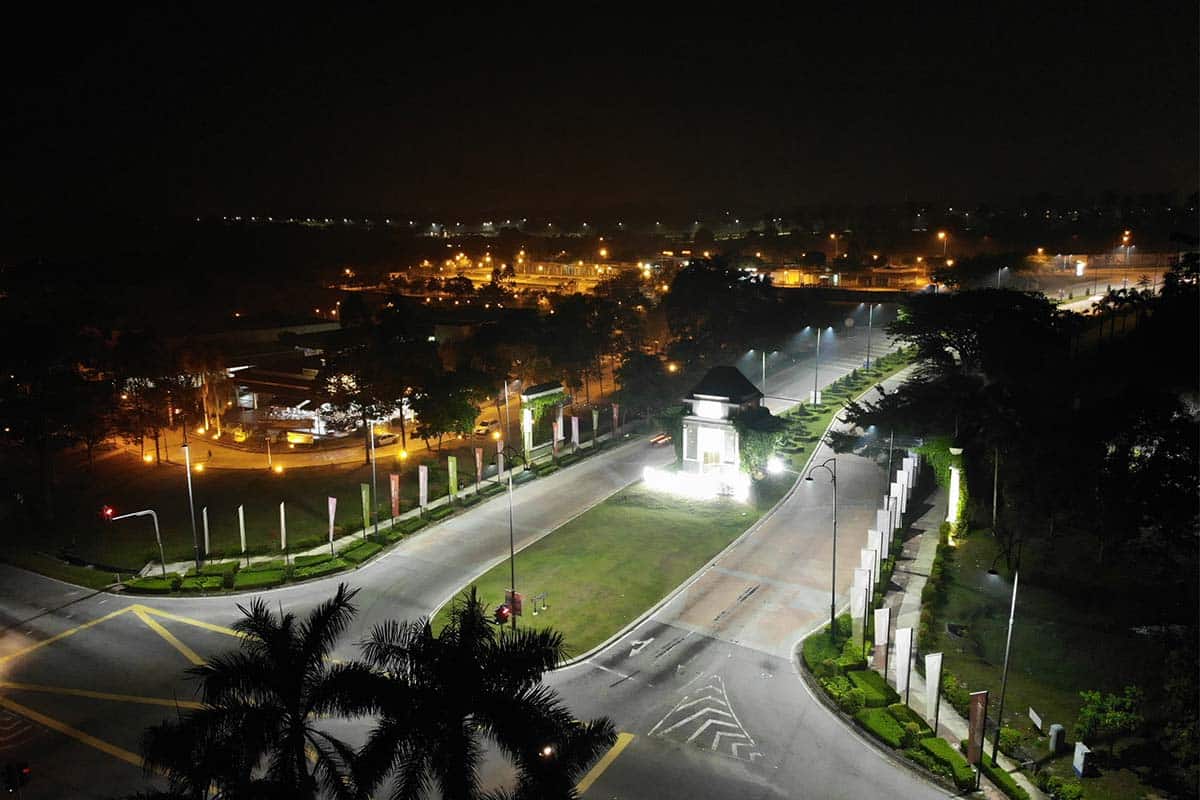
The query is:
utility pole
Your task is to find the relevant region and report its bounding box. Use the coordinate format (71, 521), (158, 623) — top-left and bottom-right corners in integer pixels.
(507, 470), (517, 630)
(992, 572), (1019, 764)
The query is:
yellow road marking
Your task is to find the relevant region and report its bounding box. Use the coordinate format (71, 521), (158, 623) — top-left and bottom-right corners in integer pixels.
(0, 694), (143, 768)
(0, 681), (204, 710)
(0, 606), (136, 666)
(575, 732), (635, 795)
(133, 608), (206, 666)
(135, 605), (244, 639)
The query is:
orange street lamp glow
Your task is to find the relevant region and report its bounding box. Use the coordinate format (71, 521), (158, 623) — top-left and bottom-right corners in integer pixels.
(937, 231), (946, 240)
(273, 464), (285, 474)
(492, 431), (501, 441)
(143, 454), (154, 463)
(399, 449), (409, 461)
(193, 463), (205, 473)
(667, 363), (679, 373)
(599, 248), (608, 258)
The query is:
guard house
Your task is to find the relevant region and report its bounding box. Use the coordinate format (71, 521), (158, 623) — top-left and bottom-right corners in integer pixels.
(681, 366), (763, 474)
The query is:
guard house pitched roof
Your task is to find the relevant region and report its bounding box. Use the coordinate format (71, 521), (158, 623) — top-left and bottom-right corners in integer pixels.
(686, 366), (762, 404)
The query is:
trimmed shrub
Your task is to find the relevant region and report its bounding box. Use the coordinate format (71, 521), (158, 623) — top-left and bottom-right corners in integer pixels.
(233, 569), (286, 590)
(904, 745), (943, 775)
(397, 517), (429, 534)
(534, 464), (560, 478)
(126, 575), (180, 594)
(901, 722), (922, 748)
(919, 737), (975, 791)
(815, 658), (840, 679)
(187, 560), (239, 588)
(291, 558), (350, 581)
(802, 627), (844, 672)
(979, 753), (1030, 800)
(427, 505), (455, 521)
(342, 541), (382, 565)
(179, 576), (223, 592)
(839, 687), (866, 714)
(940, 671), (972, 717)
(837, 637), (867, 672)
(887, 703), (932, 736)
(242, 559), (286, 573)
(293, 553), (333, 568)
(460, 493), (482, 507)
(1035, 774), (1084, 800)
(854, 706), (905, 748)
(848, 670), (900, 707)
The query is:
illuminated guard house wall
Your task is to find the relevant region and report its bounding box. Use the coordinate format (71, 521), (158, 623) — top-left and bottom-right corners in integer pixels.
(680, 366), (763, 475)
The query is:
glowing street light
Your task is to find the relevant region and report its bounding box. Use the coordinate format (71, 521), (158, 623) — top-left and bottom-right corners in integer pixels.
(937, 230), (948, 257)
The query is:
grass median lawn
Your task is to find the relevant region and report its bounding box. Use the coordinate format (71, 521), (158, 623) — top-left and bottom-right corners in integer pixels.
(434, 476), (791, 655)
(2, 443), (477, 570)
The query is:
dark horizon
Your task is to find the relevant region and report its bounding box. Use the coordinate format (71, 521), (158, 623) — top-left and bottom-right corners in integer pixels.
(3, 3), (1197, 222)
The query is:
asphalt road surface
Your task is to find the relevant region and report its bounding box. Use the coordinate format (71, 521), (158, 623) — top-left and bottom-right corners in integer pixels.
(0, 318), (944, 799)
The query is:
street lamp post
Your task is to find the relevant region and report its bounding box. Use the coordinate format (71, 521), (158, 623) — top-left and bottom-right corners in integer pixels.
(506, 469), (517, 631)
(369, 419), (379, 537)
(761, 350), (767, 392)
(111, 509), (167, 577)
(180, 443), (201, 571)
(812, 328), (824, 404)
(938, 231), (948, 257)
(990, 570), (1020, 764)
(805, 458), (838, 641)
(865, 304), (876, 368)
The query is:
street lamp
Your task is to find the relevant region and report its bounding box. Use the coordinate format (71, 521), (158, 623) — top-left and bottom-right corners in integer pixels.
(987, 568), (1020, 765)
(805, 457), (838, 640)
(864, 303), (880, 368)
(937, 231), (948, 257)
(180, 442), (201, 570)
(829, 233), (840, 260)
(111, 509), (167, 577)
(811, 327), (828, 405)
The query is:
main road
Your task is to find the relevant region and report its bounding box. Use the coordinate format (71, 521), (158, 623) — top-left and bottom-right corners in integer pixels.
(0, 313), (942, 798)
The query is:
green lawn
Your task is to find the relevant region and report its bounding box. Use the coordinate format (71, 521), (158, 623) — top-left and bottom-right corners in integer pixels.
(3, 442), (482, 570)
(434, 476), (790, 655)
(929, 530), (1177, 799)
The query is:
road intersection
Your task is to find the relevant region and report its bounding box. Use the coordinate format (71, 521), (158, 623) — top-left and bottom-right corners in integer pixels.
(0, 321), (946, 798)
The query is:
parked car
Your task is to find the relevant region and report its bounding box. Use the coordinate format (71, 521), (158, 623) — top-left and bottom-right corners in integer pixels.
(474, 419), (497, 437)
(649, 432), (672, 447)
(374, 432), (399, 446)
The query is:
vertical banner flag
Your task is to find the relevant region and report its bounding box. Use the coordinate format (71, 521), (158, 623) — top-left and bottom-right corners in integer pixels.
(612, 403), (620, 435)
(389, 473), (399, 518)
(418, 465), (429, 509)
(926, 652), (944, 728)
(947, 466), (962, 524)
(556, 405), (564, 441)
(474, 447), (484, 485)
(496, 438), (504, 480)
(328, 496), (337, 553)
(238, 504), (246, 555)
(895, 626), (914, 700)
(551, 421), (559, 457)
(873, 607), (891, 672)
(279, 502), (287, 551)
(571, 416), (580, 448)
(447, 455), (458, 500)
(876, 508), (891, 536)
(860, 548), (876, 588)
(968, 690), (990, 765)
(202, 507), (210, 555)
(359, 483), (371, 536)
(898, 468), (911, 501)
(592, 408), (599, 447)
(851, 568), (870, 644)
(867, 529), (883, 573)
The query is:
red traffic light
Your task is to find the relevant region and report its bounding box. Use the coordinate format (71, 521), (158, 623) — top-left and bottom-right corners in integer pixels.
(493, 604), (512, 624)
(101, 505), (115, 519)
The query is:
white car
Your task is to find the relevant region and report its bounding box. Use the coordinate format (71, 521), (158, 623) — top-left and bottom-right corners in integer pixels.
(474, 419), (497, 437)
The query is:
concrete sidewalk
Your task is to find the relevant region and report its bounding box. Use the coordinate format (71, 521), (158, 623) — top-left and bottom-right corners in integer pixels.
(882, 482), (1044, 800)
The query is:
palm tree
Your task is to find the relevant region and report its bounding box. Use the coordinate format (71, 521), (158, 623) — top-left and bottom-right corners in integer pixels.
(139, 584), (376, 800)
(355, 587), (616, 800)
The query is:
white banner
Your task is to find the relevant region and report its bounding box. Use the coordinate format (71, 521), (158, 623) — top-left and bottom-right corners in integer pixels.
(238, 504), (246, 554)
(876, 509), (891, 535)
(903, 456), (916, 486)
(860, 549), (876, 593)
(571, 415), (580, 447)
(328, 496), (337, 549)
(897, 468), (911, 501)
(895, 626), (914, 696)
(867, 529), (883, 574)
(418, 464), (429, 508)
(925, 652), (943, 723)
(851, 567), (871, 643)
(279, 502), (286, 551)
(202, 507), (209, 555)
(874, 607), (891, 647)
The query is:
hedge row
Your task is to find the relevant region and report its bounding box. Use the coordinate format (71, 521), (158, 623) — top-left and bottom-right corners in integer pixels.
(848, 669), (900, 707)
(232, 569), (286, 590)
(342, 541), (382, 565)
(919, 736), (975, 791)
(292, 558), (350, 581)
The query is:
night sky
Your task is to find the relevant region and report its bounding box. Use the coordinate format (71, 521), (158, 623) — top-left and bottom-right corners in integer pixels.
(4, 2), (1197, 221)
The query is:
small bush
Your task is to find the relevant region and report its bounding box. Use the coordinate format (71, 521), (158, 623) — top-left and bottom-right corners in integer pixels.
(854, 706), (905, 748)
(904, 745), (943, 776)
(233, 569), (286, 590)
(839, 687), (866, 714)
(397, 517), (429, 534)
(1036, 775), (1084, 800)
(126, 575), (180, 594)
(979, 753), (1030, 800)
(887, 703), (932, 736)
(179, 575), (223, 592)
(427, 505), (456, 521)
(291, 558), (349, 581)
(816, 657), (840, 679)
(902, 721), (922, 748)
(293, 553), (333, 568)
(919, 737), (975, 791)
(534, 464), (560, 477)
(242, 559), (286, 573)
(837, 637), (867, 672)
(848, 670), (900, 707)
(801, 626), (844, 671)
(342, 541), (382, 565)
(461, 494), (482, 507)
(941, 671), (971, 717)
